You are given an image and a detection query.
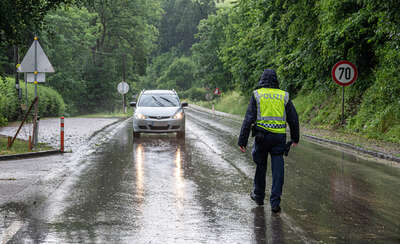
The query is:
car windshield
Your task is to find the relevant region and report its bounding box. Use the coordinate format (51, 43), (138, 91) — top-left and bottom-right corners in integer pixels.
(138, 94), (180, 107)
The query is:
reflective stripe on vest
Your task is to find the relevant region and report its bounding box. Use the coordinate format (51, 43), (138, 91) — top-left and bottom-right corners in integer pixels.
(254, 88), (289, 134)
(256, 122), (286, 129)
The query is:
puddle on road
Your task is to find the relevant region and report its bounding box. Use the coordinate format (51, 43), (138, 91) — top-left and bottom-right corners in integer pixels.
(0, 202), (28, 243)
(283, 140), (400, 243)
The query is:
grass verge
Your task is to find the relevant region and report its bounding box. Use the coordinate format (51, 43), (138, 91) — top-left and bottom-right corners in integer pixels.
(0, 135), (53, 155)
(194, 90), (248, 116)
(76, 110), (133, 118)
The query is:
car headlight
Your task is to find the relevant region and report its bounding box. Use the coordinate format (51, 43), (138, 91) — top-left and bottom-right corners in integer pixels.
(134, 113), (146, 120)
(173, 111), (184, 120)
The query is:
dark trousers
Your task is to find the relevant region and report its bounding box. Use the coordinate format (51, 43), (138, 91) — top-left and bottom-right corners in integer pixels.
(251, 131), (286, 208)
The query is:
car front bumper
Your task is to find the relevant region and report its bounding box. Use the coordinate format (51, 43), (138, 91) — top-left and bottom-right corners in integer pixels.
(133, 118), (185, 133)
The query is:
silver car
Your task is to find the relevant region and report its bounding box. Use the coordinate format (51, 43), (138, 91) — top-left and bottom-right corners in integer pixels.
(130, 90), (188, 138)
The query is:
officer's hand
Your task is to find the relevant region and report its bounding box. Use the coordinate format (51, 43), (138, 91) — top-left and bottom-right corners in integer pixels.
(239, 146), (246, 153)
(292, 142), (298, 147)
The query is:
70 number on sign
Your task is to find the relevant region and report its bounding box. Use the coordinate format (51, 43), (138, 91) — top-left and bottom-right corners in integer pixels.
(339, 66), (351, 80)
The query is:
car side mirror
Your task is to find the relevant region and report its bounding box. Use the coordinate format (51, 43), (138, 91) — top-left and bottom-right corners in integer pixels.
(181, 102), (188, 107)
(130, 102), (136, 107)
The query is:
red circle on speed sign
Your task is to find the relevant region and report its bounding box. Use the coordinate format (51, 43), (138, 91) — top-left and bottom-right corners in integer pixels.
(332, 60), (358, 86)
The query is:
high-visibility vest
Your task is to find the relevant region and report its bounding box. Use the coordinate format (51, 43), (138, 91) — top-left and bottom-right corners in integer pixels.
(253, 88), (289, 134)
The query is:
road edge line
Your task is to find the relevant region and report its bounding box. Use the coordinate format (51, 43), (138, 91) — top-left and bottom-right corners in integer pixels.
(0, 150), (64, 161)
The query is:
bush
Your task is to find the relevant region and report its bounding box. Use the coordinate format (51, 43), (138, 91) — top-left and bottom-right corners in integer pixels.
(0, 77), (65, 126)
(0, 77), (19, 126)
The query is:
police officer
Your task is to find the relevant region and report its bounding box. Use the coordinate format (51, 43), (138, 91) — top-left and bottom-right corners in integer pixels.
(238, 69), (299, 213)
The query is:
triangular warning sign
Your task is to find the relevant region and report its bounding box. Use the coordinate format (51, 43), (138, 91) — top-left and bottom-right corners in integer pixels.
(18, 40), (54, 73)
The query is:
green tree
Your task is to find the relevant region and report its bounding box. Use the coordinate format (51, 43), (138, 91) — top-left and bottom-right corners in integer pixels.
(156, 56), (195, 91)
(37, 0), (162, 113)
(158, 0), (216, 54)
(40, 6), (99, 114)
(191, 9), (232, 91)
(142, 50), (179, 90)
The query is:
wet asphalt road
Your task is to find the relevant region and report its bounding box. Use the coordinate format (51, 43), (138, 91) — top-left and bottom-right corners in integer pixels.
(1, 108), (400, 243)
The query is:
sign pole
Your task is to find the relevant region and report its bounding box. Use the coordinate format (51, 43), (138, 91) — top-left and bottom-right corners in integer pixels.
(122, 55), (126, 113)
(14, 46), (21, 100)
(34, 37), (38, 98)
(332, 60), (358, 127)
(25, 73), (28, 109)
(33, 36), (39, 146)
(124, 94), (126, 114)
(342, 86), (345, 125)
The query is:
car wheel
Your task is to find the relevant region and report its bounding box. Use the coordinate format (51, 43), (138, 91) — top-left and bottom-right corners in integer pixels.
(177, 131), (185, 138)
(133, 132), (141, 138)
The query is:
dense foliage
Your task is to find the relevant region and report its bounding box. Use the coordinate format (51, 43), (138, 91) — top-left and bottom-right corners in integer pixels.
(0, 77), (65, 126)
(188, 0), (399, 142)
(40, 1), (162, 113)
(158, 0), (216, 54)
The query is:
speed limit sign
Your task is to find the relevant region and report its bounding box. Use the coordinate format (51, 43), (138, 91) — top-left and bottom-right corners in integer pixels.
(332, 60), (358, 86)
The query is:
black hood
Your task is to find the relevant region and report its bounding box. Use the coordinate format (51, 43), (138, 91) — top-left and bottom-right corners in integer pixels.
(257, 69), (279, 89)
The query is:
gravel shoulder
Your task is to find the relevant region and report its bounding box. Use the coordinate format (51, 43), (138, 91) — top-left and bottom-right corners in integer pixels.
(301, 126), (400, 157)
(0, 117), (123, 207)
(0, 117), (122, 152)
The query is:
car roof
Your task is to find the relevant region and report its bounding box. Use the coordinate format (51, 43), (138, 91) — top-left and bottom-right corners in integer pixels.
(142, 90), (176, 95)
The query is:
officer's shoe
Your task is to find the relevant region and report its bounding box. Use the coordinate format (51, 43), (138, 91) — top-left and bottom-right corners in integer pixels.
(271, 205), (281, 214)
(250, 191), (264, 206)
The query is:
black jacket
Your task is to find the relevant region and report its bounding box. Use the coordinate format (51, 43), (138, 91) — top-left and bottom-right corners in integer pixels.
(238, 69), (300, 147)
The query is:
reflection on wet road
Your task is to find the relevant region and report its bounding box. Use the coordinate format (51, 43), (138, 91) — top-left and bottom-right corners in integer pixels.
(2, 108), (400, 243)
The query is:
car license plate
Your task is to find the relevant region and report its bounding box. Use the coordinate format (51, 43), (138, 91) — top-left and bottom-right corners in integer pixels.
(152, 121), (168, 127)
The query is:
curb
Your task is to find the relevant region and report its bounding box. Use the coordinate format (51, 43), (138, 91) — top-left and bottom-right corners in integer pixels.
(189, 104), (400, 164)
(87, 116), (130, 140)
(303, 135), (400, 163)
(0, 150), (65, 161)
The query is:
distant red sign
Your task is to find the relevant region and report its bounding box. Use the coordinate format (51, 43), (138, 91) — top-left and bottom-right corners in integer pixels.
(332, 60), (358, 86)
(214, 88), (221, 95)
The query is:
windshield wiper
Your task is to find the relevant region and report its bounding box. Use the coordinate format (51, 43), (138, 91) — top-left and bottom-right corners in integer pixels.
(159, 96), (177, 106)
(152, 96), (165, 107)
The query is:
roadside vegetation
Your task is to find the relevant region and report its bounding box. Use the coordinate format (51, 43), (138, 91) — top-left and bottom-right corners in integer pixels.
(0, 135), (53, 155)
(195, 91), (248, 116)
